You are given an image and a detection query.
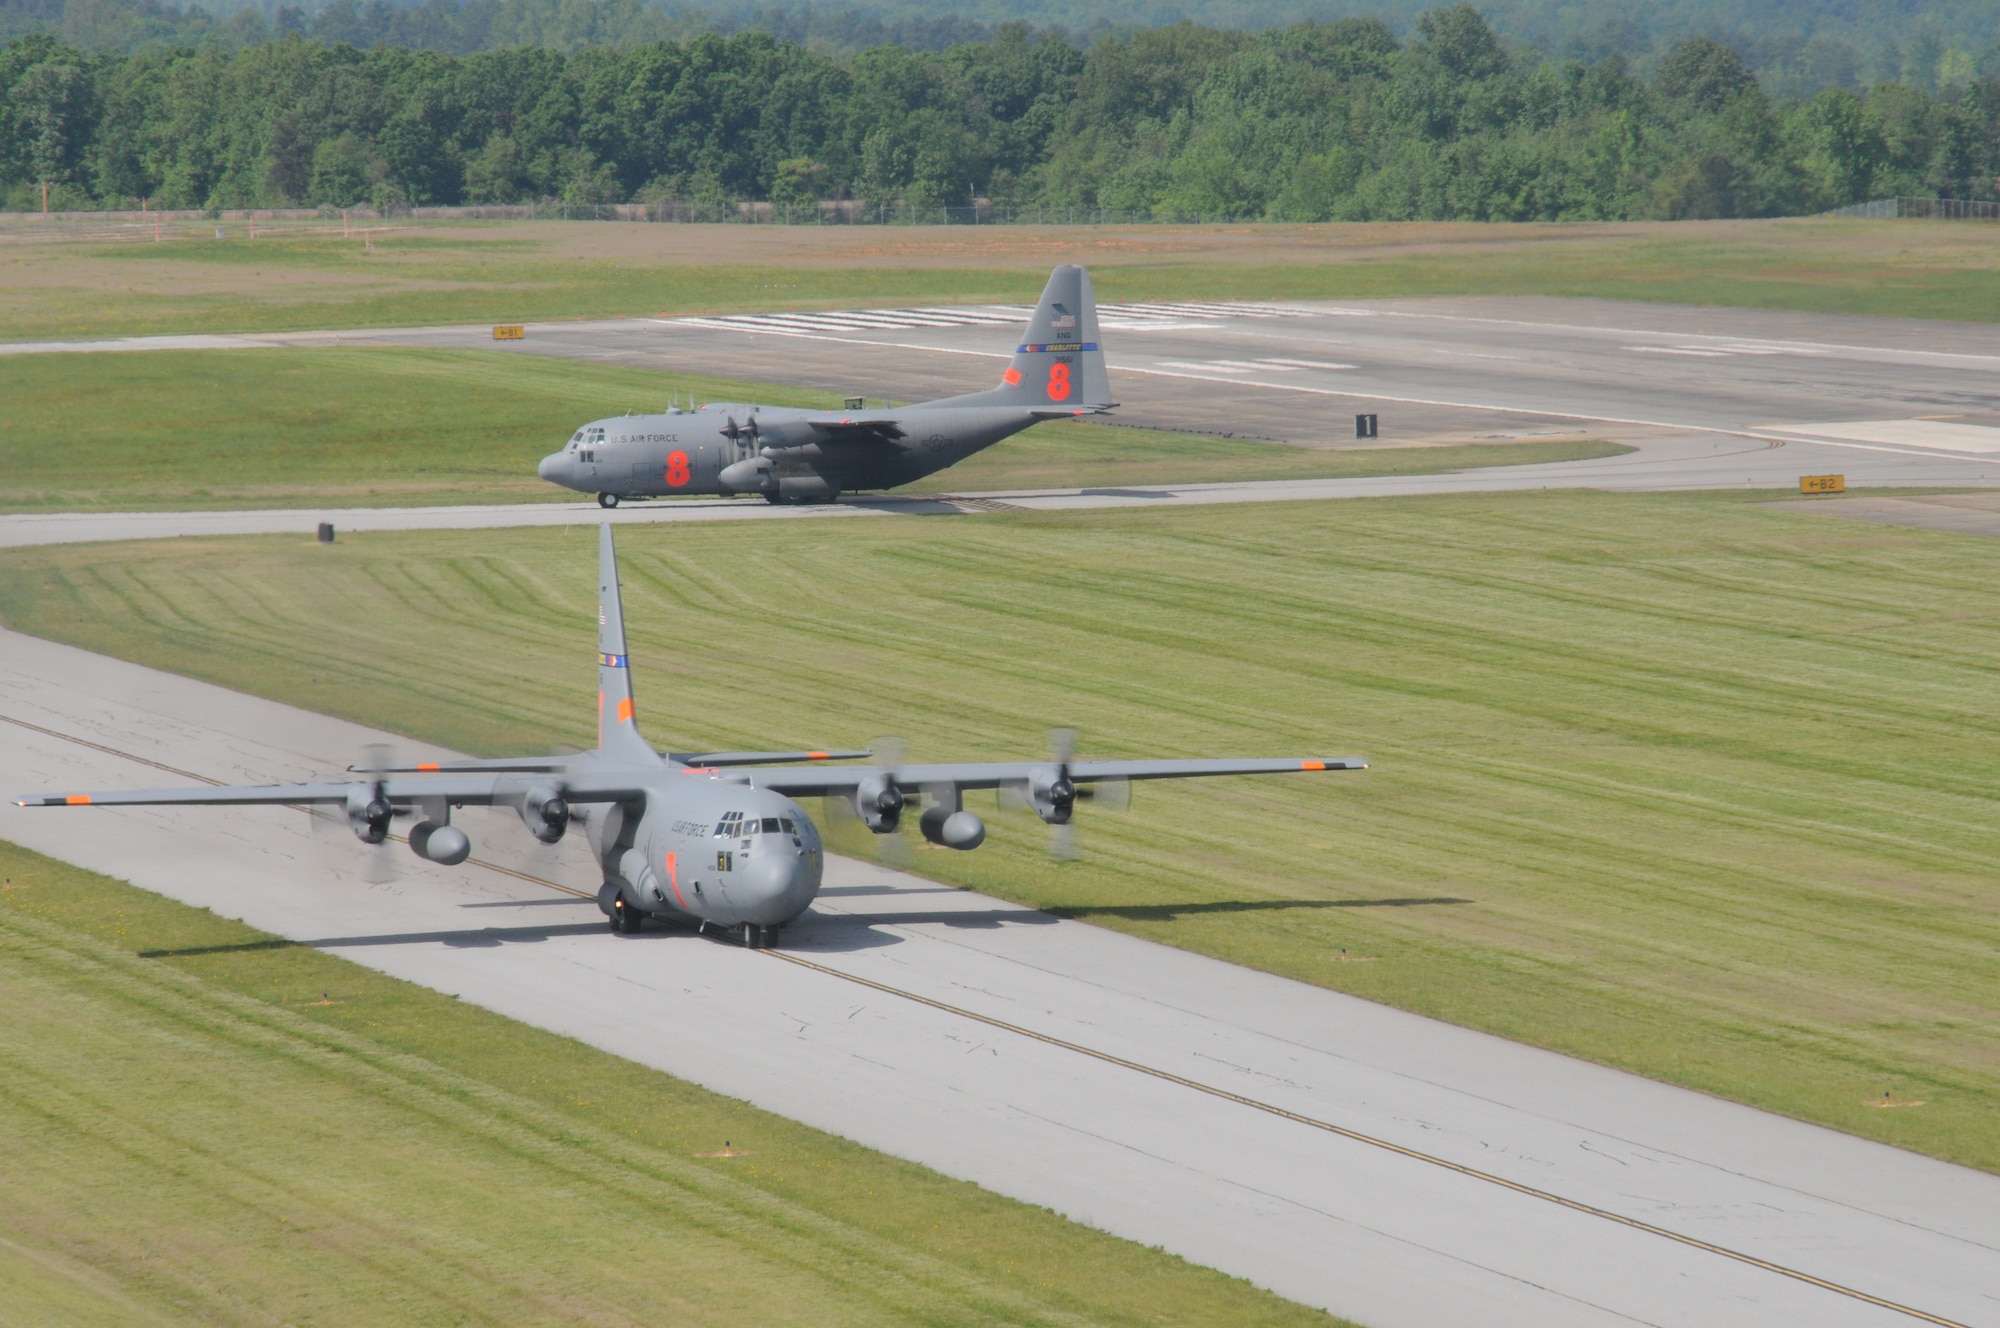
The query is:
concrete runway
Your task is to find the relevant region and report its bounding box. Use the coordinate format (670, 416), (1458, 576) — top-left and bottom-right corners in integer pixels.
(5, 624), (1997, 1328)
(19, 295), (2000, 455)
(9, 294), (2000, 549)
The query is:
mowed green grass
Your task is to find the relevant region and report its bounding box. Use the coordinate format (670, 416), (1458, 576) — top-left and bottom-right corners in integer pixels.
(0, 842), (1340, 1328)
(10, 217), (2000, 340)
(3, 491), (1997, 1174)
(0, 347), (1624, 512)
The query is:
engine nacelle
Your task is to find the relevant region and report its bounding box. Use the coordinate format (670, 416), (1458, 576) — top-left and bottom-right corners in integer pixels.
(919, 806), (985, 850)
(409, 821), (471, 865)
(518, 785), (570, 844)
(718, 457), (774, 492)
(346, 787), (392, 844)
(1028, 767), (1076, 825)
(854, 773), (903, 833)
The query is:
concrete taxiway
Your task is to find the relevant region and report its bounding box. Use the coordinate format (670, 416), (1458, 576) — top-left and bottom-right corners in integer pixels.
(4, 431), (1995, 549)
(10, 294), (2000, 550)
(17, 294), (2000, 457)
(4, 624), (1997, 1328)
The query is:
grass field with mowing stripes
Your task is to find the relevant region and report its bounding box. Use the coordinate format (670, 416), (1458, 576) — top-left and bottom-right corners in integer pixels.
(0, 842), (1341, 1328)
(3, 490), (1996, 1176)
(0, 347), (1625, 513)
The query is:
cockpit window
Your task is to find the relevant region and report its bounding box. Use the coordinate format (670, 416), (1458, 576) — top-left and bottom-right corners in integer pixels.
(780, 818), (797, 834)
(761, 817), (781, 834)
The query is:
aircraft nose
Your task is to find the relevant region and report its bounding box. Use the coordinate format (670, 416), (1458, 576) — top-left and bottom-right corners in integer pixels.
(537, 452), (565, 483)
(734, 846), (818, 923)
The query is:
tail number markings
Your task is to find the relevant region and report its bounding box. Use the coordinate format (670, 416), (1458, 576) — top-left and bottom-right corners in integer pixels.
(1047, 362), (1072, 401)
(666, 451), (691, 487)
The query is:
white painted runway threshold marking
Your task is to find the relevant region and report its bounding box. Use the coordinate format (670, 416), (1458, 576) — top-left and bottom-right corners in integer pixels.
(674, 300), (1310, 335)
(1765, 420), (2000, 454)
(0, 708), (1976, 1328)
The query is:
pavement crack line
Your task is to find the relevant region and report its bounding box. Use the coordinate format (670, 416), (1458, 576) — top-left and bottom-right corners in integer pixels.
(3, 707), (1972, 1327)
(762, 948), (1969, 1328)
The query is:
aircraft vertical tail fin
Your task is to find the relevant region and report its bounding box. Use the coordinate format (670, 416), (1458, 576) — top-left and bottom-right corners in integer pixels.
(986, 265), (1113, 411)
(596, 524), (659, 765)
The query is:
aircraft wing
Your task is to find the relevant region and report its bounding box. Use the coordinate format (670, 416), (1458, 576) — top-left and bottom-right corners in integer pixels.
(14, 768), (654, 809)
(729, 756), (1366, 798)
(804, 416), (905, 443)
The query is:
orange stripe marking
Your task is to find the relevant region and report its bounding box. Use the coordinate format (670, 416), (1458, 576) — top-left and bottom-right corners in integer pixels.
(665, 851), (688, 908)
(1301, 760), (1325, 771)
(65, 794), (91, 805)
(617, 698), (634, 723)
(806, 750), (829, 760)
(417, 762), (439, 772)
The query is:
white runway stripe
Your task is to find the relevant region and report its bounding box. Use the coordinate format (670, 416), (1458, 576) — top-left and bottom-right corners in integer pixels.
(671, 300), (1312, 335)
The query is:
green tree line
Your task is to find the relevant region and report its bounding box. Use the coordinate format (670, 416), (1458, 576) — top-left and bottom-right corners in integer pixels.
(6, 8), (1998, 219)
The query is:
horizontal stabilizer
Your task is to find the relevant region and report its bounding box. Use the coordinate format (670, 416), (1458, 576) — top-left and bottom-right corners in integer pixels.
(670, 749), (870, 768)
(348, 757), (567, 775)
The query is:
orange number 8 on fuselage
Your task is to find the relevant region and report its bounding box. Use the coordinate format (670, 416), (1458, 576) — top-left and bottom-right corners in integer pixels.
(666, 451), (691, 486)
(1047, 362), (1071, 401)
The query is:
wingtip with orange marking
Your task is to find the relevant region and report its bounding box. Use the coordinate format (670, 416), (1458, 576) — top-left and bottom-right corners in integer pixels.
(65, 794), (92, 805)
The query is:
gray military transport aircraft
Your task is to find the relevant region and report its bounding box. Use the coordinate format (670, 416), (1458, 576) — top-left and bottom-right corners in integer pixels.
(536, 264), (1115, 507)
(16, 526), (1366, 948)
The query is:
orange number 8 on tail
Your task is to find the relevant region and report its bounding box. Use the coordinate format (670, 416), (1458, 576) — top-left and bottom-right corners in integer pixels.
(1047, 362), (1071, 401)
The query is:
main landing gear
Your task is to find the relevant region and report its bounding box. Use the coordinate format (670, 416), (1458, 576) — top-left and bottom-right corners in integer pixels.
(606, 895), (643, 934)
(597, 492), (619, 509)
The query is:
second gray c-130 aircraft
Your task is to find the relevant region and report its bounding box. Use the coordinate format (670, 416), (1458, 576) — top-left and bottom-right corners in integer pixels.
(536, 264), (1115, 508)
(16, 526), (1366, 948)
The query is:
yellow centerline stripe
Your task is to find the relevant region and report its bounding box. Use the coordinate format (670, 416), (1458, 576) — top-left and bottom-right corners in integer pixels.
(763, 948), (1968, 1328)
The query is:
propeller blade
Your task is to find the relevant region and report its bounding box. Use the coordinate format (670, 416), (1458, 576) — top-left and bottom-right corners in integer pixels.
(1046, 728), (1080, 860)
(870, 735), (907, 774)
(1081, 776), (1130, 810)
(867, 735), (910, 865)
(360, 743), (397, 882)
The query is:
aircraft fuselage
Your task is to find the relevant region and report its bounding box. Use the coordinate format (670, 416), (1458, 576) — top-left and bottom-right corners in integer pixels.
(584, 755), (825, 929)
(536, 403), (1041, 505)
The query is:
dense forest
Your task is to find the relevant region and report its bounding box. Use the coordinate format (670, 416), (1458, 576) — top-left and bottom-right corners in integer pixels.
(5, 7), (1997, 219)
(12, 0), (2000, 100)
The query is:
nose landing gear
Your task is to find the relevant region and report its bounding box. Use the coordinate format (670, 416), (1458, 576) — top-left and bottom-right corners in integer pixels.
(597, 492), (619, 509)
(742, 924), (779, 949)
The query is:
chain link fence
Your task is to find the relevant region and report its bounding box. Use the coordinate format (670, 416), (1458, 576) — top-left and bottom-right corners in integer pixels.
(0, 198), (1240, 240)
(1826, 196), (2000, 220)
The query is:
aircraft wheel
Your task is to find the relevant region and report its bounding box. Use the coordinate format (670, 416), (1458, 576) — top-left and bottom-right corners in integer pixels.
(763, 491), (787, 506)
(741, 923), (760, 948)
(762, 925), (781, 949)
(616, 901), (643, 933)
(597, 492), (619, 509)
